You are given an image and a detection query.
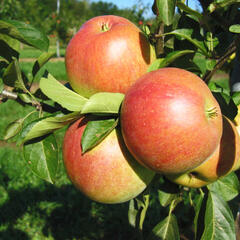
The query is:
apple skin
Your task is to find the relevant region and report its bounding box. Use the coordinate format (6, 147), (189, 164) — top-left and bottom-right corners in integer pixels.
(120, 67), (223, 175)
(65, 15), (156, 98)
(165, 116), (240, 188)
(62, 117), (155, 204)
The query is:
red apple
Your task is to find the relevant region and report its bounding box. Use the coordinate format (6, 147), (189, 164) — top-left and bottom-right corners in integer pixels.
(120, 67), (223, 174)
(62, 117), (155, 204)
(165, 116), (240, 188)
(65, 15), (156, 97)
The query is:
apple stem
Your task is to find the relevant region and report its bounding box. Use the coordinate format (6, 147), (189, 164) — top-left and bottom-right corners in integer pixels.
(206, 107), (218, 119)
(101, 23), (109, 32)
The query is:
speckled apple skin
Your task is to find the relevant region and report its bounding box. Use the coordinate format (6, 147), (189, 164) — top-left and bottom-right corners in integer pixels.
(65, 15), (155, 97)
(121, 68), (223, 174)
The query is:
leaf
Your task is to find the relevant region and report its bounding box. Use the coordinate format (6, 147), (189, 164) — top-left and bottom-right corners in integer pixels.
(147, 214), (180, 240)
(200, 191), (236, 240)
(229, 24), (240, 33)
(208, 0), (240, 13)
(23, 133), (59, 183)
(0, 34), (19, 61)
(81, 92), (124, 115)
(159, 50), (194, 68)
(136, 194), (150, 230)
(193, 192), (205, 239)
(0, 19), (49, 51)
(39, 73), (88, 112)
(207, 172), (240, 202)
(4, 119), (24, 140)
(32, 51), (55, 78)
(164, 29), (208, 56)
(128, 199), (138, 228)
(81, 118), (118, 153)
(18, 93), (32, 104)
(3, 57), (28, 91)
(147, 59), (164, 72)
(158, 190), (178, 207)
(18, 112), (81, 144)
(176, 1), (203, 22)
(156, 0), (176, 26)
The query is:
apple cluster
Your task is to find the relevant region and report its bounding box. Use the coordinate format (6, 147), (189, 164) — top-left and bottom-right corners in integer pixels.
(63, 15), (240, 204)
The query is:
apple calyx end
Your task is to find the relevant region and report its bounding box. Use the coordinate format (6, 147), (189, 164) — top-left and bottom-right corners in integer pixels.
(206, 106), (218, 119)
(101, 23), (110, 32)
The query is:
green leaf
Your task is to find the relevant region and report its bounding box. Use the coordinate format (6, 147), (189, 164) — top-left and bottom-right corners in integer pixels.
(0, 77), (3, 94)
(193, 192), (205, 239)
(32, 51), (55, 78)
(39, 73), (88, 112)
(200, 191), (236, 240)
(18, 112), (81, 144)
(147, 214), (180, 240)
(159, 50), (195, 68)
(176, 1), (203, 22)
(208, 0), (240, 13)
(23, 133), (59, 183)
(229, 24), (240, 33)
(81, 118), (118, 153)
(0, 34), (19, 61)
(147, 59), (164, 72)
(164, 29), (208, 56)
(128, 199), (139, 228)
(207, 172), (240, 202)
(4, 118), (24, 140)
(0, 19), (49, 51)
(18, 93), (32, 104)
(232, 91), (240, 105)
(136, 194), (150, 231)
(156, 0), (176, 26)
(158, 190), (178, 207)
(3, 57), (28, 91)
(81, 92), (124, 115)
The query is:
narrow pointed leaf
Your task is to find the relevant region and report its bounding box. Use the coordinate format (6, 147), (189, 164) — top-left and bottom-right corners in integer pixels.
(208, 0), (240, 13)
(4, 118), (24, 140)
(176, 1), (203, 22)
(81, 92), (124, 115)
(158, 190), (178, 207)
(0, 34), (19, 61)
(0, 19), (49, 51)
(39, 73), (88, 112)
(128, 199), (138, 228)
(156, 0), (176, 26)
(164, 29), (208, 56)
(23, 133), (59, 183)
(159, 50), (194, 68)
(207, 172), (240, 201)
(81, 118), (118, 153)
(200, 191), (236, 240)
(147, 214), (180, 240)
(32, 51), (56, 78)
(18, 112), (81, 144)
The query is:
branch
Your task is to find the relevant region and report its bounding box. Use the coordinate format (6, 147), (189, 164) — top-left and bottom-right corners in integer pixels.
(203, 38), (239, 83)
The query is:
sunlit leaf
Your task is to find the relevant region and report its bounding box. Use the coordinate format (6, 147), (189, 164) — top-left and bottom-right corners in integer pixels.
(40, 73), (88, 112)
(207, 172), (240, 201)
(156, 0), (176, 26)
(147, 214), (180, 240)
(81, 92), (124, 115)
(0, 19), (49, 51)
(200, 191), (236, 239)
(81, 118), (118, 153)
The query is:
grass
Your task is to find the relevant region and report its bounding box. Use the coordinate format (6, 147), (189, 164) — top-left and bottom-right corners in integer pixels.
(20, 61), (67, 82)
(19, 45), (66, 59)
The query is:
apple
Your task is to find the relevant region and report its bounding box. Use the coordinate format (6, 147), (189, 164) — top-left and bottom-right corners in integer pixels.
(62, 117), (155, 204)
(65, 15), (156, 98)
(165, 116), (240, 188)
(120, 67), (223, 174)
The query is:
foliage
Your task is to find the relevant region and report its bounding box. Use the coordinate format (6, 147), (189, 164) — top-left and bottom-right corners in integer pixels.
(1, 0), (240, 239)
